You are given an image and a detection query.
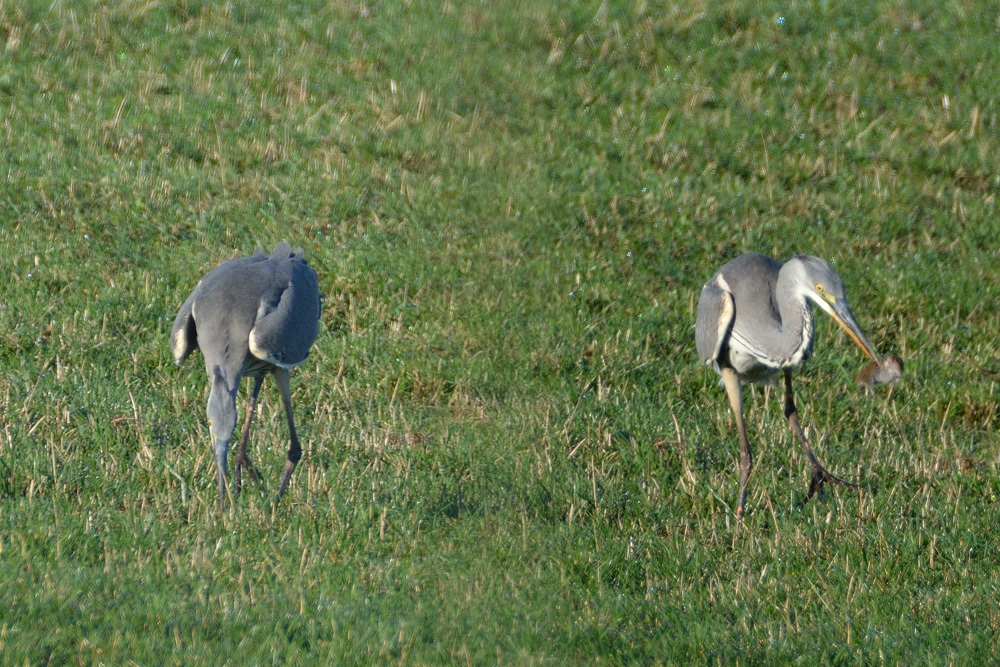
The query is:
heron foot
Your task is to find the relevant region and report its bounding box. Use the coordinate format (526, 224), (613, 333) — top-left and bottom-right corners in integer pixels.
(803, 465), (862, 505)
(233, 453), (263, 496)
(275, 459), (298, 501)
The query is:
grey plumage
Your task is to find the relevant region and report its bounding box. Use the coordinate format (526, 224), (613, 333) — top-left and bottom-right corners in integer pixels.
(171, 242), (321, 508)
(695, 252), (885, 519)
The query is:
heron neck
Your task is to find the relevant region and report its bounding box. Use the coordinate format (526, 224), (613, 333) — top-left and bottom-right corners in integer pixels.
(772, 272), (814, 367)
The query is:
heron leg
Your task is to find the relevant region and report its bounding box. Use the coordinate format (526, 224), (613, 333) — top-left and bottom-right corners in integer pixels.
(782, 370), (859, 503)
(721, 367), (752, 519)
(233, 375), (265, 496)
(274, 368), (302, 500)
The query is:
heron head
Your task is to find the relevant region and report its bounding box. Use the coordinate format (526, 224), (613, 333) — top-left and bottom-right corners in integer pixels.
(206, 367), (237, 445)
(794, 256), (879, 362)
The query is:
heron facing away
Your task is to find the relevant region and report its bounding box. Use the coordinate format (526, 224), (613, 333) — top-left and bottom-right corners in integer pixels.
(171, 242), (321, 509)
(695, 252), (899, 519)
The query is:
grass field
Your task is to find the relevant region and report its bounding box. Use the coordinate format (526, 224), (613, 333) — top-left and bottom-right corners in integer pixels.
(2, 0), (999, 663)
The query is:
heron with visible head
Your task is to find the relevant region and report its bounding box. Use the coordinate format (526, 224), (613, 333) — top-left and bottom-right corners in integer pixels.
(171, 242), (321, 509)
(695, 252), (900, 519)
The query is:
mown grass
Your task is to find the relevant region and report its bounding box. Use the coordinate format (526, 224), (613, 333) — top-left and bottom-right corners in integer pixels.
(1, 0), (999, 663)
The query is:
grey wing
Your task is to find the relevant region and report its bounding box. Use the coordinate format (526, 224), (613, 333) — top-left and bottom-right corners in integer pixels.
(170, 280), (202, 366)
(695, 283), (735, 366)
(247, 261), (321, 368)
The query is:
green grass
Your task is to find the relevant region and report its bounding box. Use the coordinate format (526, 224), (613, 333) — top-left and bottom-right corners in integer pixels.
(2, 0), (999, 663)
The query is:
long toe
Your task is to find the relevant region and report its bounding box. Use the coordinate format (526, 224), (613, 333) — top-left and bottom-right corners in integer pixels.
(807, 469), (825, 501)
(234, 454), (262, 482)
(813, 463), (861, 490)
(804, 467), (864, 507)
(823, 471), (861, 490)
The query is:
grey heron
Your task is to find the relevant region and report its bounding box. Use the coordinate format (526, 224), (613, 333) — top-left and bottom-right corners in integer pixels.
(171, 242), (321, 509)
(695, 252), (899, 519)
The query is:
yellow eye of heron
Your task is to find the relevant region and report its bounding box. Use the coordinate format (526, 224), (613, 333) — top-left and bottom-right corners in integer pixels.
(815, 284), (825, 293)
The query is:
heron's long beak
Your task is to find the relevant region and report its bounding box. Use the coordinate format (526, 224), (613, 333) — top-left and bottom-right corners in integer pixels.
(818, 299), (879, 362)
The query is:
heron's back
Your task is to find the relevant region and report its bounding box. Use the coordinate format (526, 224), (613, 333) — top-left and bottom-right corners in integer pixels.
(190, 257), (269, 370)
(696, 253), (797, 382)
